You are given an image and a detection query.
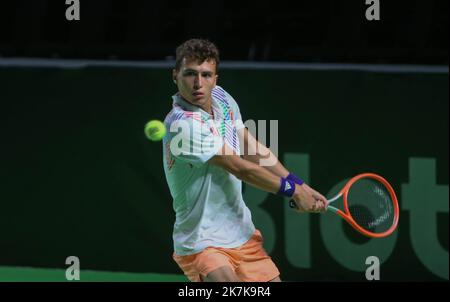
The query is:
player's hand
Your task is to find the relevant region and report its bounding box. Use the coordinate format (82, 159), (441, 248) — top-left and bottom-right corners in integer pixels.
(292, 183), (328, 213)
(307, 184), (328, 211)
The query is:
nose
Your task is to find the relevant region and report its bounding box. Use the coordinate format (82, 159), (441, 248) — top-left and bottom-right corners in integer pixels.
(194, 74), (203, 89)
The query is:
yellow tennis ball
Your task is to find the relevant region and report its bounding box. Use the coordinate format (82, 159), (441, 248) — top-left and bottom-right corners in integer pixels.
(144, 120), (166, 141)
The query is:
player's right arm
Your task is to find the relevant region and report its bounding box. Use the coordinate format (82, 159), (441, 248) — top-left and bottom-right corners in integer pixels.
(208, 143), (325, 212)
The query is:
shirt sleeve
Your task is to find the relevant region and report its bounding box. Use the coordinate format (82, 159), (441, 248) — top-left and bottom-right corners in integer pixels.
(224, 90), (246, 130)
(168, 117), (224, 166)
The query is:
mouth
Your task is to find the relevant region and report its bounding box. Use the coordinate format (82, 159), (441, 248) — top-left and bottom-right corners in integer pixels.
(192, 91), (204, 98)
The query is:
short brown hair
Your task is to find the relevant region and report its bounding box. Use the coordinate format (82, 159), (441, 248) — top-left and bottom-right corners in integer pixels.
(175, 39), (220, 72)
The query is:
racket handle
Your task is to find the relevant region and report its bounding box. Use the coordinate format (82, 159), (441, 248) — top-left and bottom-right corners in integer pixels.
(289, 200), (298, 209)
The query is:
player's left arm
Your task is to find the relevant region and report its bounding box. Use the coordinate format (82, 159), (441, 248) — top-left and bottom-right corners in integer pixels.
(238, 127), (289, 178)
(238, 127), (327, 203)
(225, 88), (326, 203)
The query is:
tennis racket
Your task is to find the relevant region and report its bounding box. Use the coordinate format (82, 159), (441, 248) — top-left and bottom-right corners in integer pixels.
(289, 173), (399, 238)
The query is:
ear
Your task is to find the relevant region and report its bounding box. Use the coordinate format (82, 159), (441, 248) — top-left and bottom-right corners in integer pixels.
(213, 74), (219, 87)
(172, 69), (178, 84)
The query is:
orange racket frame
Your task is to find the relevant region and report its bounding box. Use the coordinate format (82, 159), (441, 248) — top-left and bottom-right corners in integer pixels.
(291, 173), (399, 238)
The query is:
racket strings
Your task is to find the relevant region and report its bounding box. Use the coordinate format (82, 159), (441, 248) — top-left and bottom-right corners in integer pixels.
(347, 178), (395, 233)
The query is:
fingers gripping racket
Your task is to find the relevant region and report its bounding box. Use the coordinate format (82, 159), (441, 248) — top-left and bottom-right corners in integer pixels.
(289, 173), (399, 238)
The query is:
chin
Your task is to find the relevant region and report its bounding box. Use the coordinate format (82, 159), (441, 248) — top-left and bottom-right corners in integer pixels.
(190, 98), (206, 106)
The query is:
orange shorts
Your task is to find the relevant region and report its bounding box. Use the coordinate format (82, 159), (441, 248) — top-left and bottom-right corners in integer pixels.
(172, 229), (280, 282)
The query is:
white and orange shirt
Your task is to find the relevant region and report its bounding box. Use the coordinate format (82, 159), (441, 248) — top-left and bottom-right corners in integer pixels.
(162, 86), (255, 256)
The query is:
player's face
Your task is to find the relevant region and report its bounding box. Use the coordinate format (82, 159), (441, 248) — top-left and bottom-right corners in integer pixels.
(173, 58), (218, 113)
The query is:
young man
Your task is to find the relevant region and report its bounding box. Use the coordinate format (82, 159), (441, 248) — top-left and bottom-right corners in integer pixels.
(162, 39), (327, 282)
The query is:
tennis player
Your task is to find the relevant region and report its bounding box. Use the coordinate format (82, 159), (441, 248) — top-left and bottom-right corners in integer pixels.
(162, 38), (327, 282)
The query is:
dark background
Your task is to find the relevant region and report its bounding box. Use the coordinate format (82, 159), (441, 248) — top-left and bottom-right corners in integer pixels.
(0, 0), (448, 281)
(0, 0), (448, 64)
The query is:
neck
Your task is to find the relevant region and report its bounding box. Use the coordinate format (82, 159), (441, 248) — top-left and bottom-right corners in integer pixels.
(200, 102), (212, 115)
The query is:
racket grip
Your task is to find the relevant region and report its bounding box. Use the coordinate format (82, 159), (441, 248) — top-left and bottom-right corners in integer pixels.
(289, 200), (298, 209)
